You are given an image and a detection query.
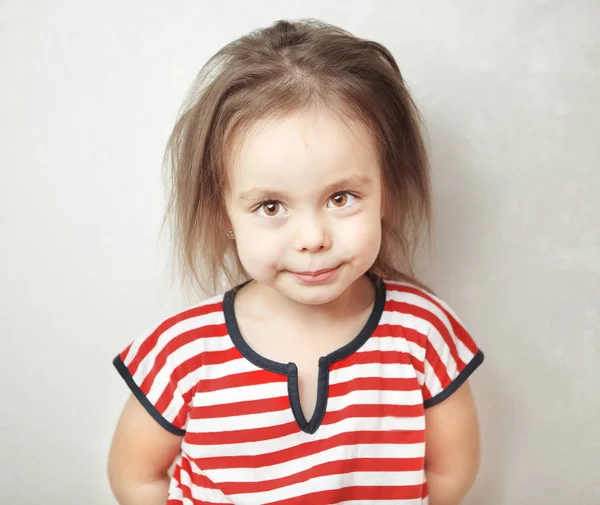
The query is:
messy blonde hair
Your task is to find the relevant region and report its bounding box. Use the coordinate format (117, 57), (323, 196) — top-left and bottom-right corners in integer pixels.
(164, 19), (433, 295)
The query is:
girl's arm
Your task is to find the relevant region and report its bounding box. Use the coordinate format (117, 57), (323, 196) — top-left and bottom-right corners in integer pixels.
(108, 394), (183, 505)
(425, 381), (481, 505)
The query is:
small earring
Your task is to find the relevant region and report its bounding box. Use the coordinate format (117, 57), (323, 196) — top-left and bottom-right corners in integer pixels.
(227, 229), (235, 239)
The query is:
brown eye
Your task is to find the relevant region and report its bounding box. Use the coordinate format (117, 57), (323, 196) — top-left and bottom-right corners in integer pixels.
(257, 201), (284, 217)
(330, 193), (348, 207)
(327, 192), (357, 209)
(265, 202), (279, 215)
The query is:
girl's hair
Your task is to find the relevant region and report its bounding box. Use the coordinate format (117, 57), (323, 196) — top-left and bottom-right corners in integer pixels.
(164, 19), (433, 295)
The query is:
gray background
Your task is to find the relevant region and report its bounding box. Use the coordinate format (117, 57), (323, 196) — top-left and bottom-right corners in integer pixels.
(1, 1), (598, 503)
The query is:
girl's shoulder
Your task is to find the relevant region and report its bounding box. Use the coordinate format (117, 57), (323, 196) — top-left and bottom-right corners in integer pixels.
(381, 277), (465, 325)
(379, 277), (481, 363)
(115, 291), (229, 372)
(150, 291), (228, 339)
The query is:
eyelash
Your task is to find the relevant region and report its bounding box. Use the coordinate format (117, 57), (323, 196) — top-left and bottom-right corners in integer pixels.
(253, 191), (360, 217)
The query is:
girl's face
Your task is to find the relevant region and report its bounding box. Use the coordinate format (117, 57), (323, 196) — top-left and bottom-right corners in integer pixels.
(225, 107), (383, 306)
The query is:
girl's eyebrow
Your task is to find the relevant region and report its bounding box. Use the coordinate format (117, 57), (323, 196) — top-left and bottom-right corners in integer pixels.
(323, 175), (373, 194)
(237, 188), (286, 203)
(237, 174), (373, 203)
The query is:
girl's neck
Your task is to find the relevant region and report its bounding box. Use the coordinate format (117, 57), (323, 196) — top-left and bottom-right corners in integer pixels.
(245, 274), (375, 329)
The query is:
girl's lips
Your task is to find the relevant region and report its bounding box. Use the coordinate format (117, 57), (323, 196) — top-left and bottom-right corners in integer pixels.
(290, 265), (341, 283)
(294, 266), (338, 276)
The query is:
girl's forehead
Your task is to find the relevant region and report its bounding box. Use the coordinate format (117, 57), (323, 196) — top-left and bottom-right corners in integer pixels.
(227, 108), (379, 191)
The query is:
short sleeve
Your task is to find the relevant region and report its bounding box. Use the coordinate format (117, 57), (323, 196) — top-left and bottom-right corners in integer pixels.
(113, 313), (201, 436)
(417, 293), (484, 408)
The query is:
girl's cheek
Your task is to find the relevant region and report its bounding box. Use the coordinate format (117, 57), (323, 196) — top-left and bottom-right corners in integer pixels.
(235, 227), (284, 261)
(338, 212), (380, 241)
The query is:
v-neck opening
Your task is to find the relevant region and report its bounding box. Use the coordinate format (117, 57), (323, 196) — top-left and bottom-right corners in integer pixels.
(222, 273), (386, 433)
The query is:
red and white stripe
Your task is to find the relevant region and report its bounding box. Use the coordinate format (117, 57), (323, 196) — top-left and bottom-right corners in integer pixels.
(117, 279), (481, 504)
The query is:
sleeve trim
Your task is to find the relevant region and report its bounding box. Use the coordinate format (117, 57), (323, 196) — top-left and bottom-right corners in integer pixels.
(423, 350), (484, 409)
(113, 356), (186, 436)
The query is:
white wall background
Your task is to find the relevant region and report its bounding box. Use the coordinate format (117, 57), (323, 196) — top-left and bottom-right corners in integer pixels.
(1, 1), (598, 504)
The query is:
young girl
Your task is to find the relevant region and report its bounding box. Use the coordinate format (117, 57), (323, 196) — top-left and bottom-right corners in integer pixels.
(108, 19), (484, 505)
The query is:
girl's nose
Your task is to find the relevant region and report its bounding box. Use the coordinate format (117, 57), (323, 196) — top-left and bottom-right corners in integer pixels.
(294, 214), (332, 252)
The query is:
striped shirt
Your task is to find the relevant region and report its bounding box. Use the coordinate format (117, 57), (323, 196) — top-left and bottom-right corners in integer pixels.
(113, 276), (484, 504)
